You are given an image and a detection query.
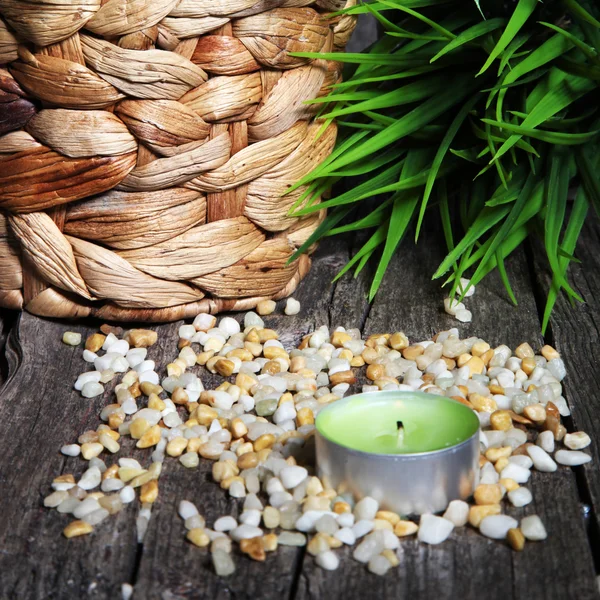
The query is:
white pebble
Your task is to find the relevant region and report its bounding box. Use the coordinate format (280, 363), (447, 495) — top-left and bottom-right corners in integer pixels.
(178, 324), (196, 340)
(278, 532), (306, 546)
(121, 583), (133, 600)
(458, 277), (475, 297)
(500, 463), (531, 483)
(479, 515), (518, 539)
(527, 445), (557, 472)
(334, 527), (356, 545)
(214, 516), (238, 532)
(82, 350), (97, 363)
(509, 455), (533, 469)
(285, 298), (301, 316)
(230, 524), (263, 542)
(368, 555), (392, 576)
(193, 313), (216, 331)
(337, 512), (355, 528)
(219, 317), (241, 336)
(442, 500), (469, 527)
(120, 486), (136, 504)
(455, 309), (472, 323)
(564, 432), (591, 450)
(78, 466), (101, 490)
(352, 519), (375, 539)
(520, 514), (548, 541)
(239, 510), (262, 528)
(354, 496), (379, 521)
(353, 532), (385, 563)
(61, 444), (81, 457)
(555, 450), (592, 466)
(109, 339), (129, 355)
(537, 430), (555, 453)
(444, 297), (464, 316)
(81, 381), (104, 398)
(139, 371), (159, 385)
(315, 550), (339, 571)
(417, 514), (454, 545)
(74, 371), (101, 391)
(508, 487), (533, 508)
(102, 332), (118, 350)
(279, 465), (308, 489)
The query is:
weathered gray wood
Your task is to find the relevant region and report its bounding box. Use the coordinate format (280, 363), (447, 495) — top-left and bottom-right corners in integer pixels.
(529, 216), (600, 539)
(295, 231), (599, 600)
(0, 314), (139, 599)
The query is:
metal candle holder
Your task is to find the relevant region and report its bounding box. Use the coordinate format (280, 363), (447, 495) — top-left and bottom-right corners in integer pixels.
(315, 391), (480, 515)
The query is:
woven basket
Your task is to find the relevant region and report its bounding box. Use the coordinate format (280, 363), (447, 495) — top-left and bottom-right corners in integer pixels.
(0, 0), (355, 322)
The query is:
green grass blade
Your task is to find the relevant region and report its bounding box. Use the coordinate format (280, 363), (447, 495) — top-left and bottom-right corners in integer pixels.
(539, 21), (600, 63)
(477, 0), (539, 76)
(431, 18), (507, 62)
(376, 0), (457, 39)
(482, 118), (600, 144)
(563, 0), (600, 28)
(416, 94), (479, 239)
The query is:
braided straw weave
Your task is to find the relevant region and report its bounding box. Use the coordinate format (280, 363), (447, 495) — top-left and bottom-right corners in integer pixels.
(0, 0), (355, 321)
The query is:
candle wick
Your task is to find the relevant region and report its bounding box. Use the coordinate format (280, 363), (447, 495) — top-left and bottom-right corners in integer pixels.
(396, 421), (404, 447)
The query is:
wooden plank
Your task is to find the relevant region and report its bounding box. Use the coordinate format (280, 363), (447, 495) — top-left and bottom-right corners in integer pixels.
(295, 230), (598, 600)
(529, 216), (600, 538)
(0, 314), (139, 599)
(0, 308), (16, 386)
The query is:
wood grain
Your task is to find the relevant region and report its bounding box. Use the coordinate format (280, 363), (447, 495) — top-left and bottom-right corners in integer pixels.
(529, 216), (600, 542)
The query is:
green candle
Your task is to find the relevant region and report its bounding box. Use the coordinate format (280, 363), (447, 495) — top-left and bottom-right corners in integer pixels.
(316, 393), (479, 455)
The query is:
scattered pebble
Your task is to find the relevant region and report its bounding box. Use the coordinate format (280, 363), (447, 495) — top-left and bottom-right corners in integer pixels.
(417, 514), (454, 545)
(62, 332), (82, 346)
(45, 317), (591, 579)
(520, 515), (548, 541)
(284, 298), (301, 316)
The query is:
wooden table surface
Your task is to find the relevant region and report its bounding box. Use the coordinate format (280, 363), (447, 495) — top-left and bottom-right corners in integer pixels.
(1, 215), (600, 599)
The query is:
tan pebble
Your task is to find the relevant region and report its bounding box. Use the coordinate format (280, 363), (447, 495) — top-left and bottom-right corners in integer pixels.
(241, 537), (266, 561)
(256, 300), (276, 316)
(366, 363), (385, 381)
(468, 504), (501, 528)
(331, 331), (352, 348)
(373, 519), (394, 531)
(140, 382), (162, 396)
(490, 410), (513, 431)
(466, 356), (485, 375)
(474, 484), (503, 505)
(108, 412), (125, 429)
(555, 424), (567, 441)
(195, 405), (218, 426)
(521, 357), (536, 375)
(254, 433), (276, 452)
(166, 363), (183, 378)
(442, 357), (457, 370)
(102, 464), (119, 480)
(382, 548), (400, 567)
(126, 329), (157, 348)
(212, 461), (236, 483)
(63, 520), (93, 538)
(237, 452), (258, 470)
(509, 410), (534, 426)
(470, 394), (497, 413)
(479, 455), (489, 468)
(351, 356), (365, 367)
(456, 353), (473, 368)
(515, 343), (534, 359)
(480, 349), (495, 366)
(471, 342), (490, 357)
(376, 510), (401, 526)
(307, 533), (330, 556)
(167, 437), (188, 457)
(402, 345), (424, 360)
(136, 425), (161, 448)
(389, 332), (409, 351)
(148, 394), (166, 411)
(500, 478), (519, 492)
(507, 527), (525, 551)
(187, 437), (202, 453)
(54, 474), (75, 484)
(98, 432), (120, 454)
(81, 442), (103, 460)
(129, 418), (150, 440)
(171, 387), (189, 405)
(263, 533), (278, 552)
(523, 404), (546, 423)
(258, 328), (278, 343)
(394, 520), (419, 537)
(140, 480), (159, 504)
(306, 476), (324, 496)
(263, 506), (280, 529)
(296, 407), (314, 427)
(85, 333), (106, 353)
(235, 442), (254, 456)
(489, 384), (504, 395)
(494, 457), (510, 473)
(187, 528), (210, 547)
(541, 345), (560, 361)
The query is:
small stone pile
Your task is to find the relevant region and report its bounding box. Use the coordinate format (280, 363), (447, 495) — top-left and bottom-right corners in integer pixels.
(49, 303), (593, 580)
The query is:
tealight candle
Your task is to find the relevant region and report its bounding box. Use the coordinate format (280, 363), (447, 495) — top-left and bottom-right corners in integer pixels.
(315, 391), (480, 515)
